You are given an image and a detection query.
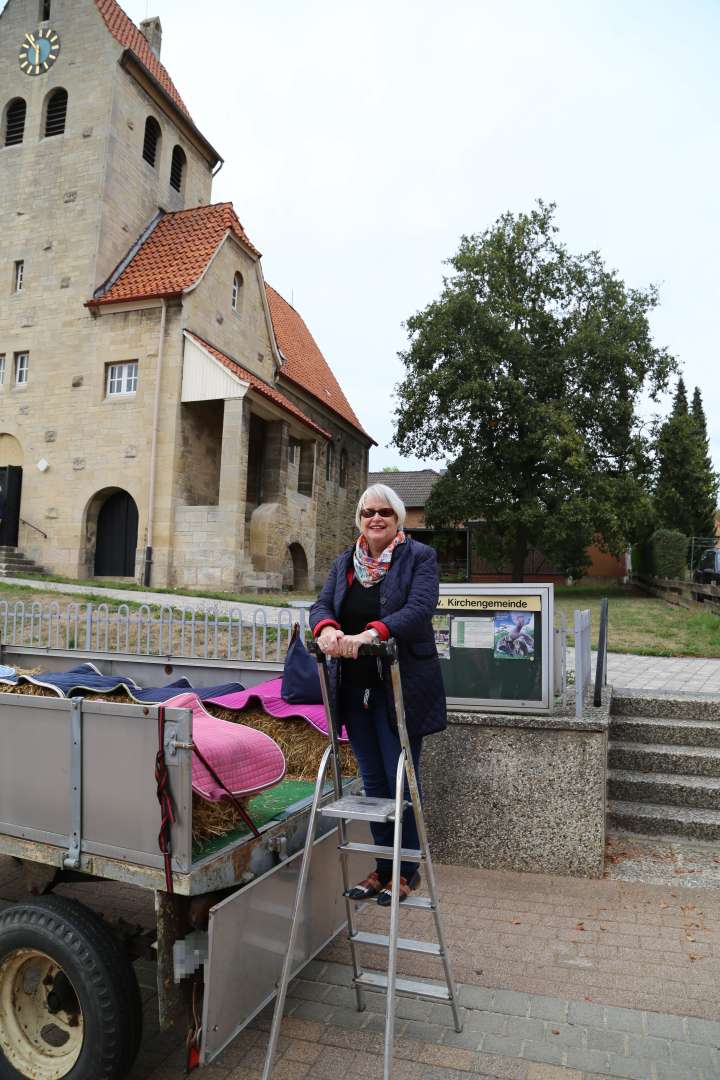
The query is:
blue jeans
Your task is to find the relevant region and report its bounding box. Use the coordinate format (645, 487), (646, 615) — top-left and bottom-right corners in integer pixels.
(340, 684), (423, 881)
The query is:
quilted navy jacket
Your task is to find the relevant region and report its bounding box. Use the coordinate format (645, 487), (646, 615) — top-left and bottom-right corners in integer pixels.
(310, 538), (447, 737)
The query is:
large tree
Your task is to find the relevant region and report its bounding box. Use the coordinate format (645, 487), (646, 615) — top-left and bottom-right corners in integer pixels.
(393, 202), (676, 579)
(654, 380), (717, 539)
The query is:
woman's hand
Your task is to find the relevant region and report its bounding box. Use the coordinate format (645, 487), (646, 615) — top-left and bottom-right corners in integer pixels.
(337, 630), (376, 659)
(317, 627), (344, 656)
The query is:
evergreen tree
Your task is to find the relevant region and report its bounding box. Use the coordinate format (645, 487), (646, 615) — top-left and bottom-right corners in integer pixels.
(655, 379), (718, 538)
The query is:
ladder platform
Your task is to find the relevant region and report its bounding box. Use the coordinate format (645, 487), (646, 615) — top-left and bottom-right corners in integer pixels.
(354, 970), (451, 1001)
(340, 841), (424, 860)
(351, 930), (442, 956)
(321, 795), (400, 822)
(343, 891), (434, 910)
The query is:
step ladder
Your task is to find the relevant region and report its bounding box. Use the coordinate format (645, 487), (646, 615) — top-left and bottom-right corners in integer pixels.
(262, 638), (462, 1080)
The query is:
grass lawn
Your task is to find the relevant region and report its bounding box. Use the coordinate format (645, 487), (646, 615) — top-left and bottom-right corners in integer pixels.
(556, 582), (720, 658)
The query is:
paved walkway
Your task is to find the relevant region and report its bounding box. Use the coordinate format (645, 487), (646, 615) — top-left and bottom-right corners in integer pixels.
(1, 858), (718, 1080)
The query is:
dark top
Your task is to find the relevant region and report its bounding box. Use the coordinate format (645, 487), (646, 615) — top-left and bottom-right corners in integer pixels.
(339, 578), (382, 688)
(310, 538), (447, 737)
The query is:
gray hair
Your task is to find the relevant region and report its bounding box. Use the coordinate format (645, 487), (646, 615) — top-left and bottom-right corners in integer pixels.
(355, 483), (406, 530)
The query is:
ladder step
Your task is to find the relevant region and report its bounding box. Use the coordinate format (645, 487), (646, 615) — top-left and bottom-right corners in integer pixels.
(340, 842), (424, 860)
(343, 891), (434, 910)
(351, 930), (442, 955)
(354, 971), (451, 1001)
(321, 795), (399, 822)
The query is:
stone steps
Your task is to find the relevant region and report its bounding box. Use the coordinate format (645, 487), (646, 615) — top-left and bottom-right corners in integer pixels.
(608, 740), (720, 777)
(612, 690), (720, 722)
(608, 768), (720, 810)
(607, 798), (720, 841)
(0, 546), (48, 578)
(609, 714), (720, 748)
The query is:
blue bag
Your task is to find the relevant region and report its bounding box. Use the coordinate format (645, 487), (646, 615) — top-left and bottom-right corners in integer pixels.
(281, 623), (323, 704)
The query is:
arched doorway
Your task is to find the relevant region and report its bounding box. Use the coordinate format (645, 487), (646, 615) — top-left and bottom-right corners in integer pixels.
(94, 490), (138, 576)
(0, 434), (23, 546)
(287, 542), (309, 590)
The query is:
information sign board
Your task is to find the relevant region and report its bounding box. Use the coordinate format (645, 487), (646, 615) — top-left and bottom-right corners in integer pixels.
(435, 583), (554, 713)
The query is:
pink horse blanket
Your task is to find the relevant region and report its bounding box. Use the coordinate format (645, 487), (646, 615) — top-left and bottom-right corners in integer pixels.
(164, 691), (286, 801)
(207, 677), (348, 742)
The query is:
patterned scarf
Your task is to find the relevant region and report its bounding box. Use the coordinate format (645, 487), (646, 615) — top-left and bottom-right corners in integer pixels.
(353, 530), (406, 588)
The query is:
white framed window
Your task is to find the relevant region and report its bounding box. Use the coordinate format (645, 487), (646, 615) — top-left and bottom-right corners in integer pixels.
(106, 361), (138, 396)
(0, 355), (5, 385)
(14, 261), (24, 293)
(231, 271), (243, 311)
(14, 351), (29, 385)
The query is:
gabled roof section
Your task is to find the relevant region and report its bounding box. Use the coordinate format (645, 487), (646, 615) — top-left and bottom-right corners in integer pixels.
(265, 285), (374, 443)
(367, 469), (442, 507)
(89, 203), (260, 306)
(185, 332), (332, 441)
(95, 0), (191, 119)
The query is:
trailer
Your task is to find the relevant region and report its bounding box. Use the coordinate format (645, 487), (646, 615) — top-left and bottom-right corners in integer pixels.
(0, 676), (362, 1079)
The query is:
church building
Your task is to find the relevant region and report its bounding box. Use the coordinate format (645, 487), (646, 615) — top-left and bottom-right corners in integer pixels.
(0, 0), (374, 590)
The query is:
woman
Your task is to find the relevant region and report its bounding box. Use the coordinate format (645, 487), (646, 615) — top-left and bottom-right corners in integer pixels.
(310, 483), (446, 905)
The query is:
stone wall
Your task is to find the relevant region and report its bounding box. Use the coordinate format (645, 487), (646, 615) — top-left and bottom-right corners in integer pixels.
(422, 700), (609, 878)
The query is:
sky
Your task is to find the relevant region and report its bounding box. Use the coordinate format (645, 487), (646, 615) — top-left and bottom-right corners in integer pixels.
(14, 0), (720, 471)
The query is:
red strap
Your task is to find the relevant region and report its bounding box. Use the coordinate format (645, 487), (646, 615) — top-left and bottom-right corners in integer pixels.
(155, 706), (176, 894)
(191, 741), (260, 838)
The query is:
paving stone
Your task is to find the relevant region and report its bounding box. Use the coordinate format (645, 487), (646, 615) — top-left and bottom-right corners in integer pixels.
(507, 1017), (546, 1044)
(627, 1034), (671, 1061)
(566, 1001), (602, 1027)
(492, 991), (531, 1017)
(587, 1028), (627, 1055)
(438, 1027), (484, 1051)
(605, 1053), (654, 1079)
(562, 1047), (611, 1074)
(418, 1068), (469, 1080)
(655, 1062), (704, 1080)
(311, 1046), (359, 1078)
(519, 1039), (565, 1066)
(644, 1013), (686, 1041)
(684, 1016), (720, 1046)
(670, 1040), (718, 1070)
(526, 1066), (582, 1080)
(528, 997), (569, 1023)
(481, 1033), (524, 1058)
(463, 1010), (509, 1035)
(429, 1003), (464, 1026)
(289, 980), (330, 1003)
(458, 985), (495, 1011)
(396, 997), (434, 1022)
(292, 1002), (336, 1024)
(321, 962), (354, 987)
(401, 1019), (448, 1043)
(543, 1023), (584, 1049)
(604, 1008), (645, 1035)
(474, 1051), (530, 1079)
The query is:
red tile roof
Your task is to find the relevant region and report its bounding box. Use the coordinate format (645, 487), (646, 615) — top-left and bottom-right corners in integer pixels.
(265, 285), (373, 442)
(90, 203), (260, 306)
(95, 0), (192, 119)
(185, 332), (331, 441)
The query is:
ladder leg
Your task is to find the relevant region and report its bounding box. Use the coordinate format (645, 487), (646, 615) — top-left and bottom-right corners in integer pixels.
(389, 660), (463, 1034)
(384, 747), (406, 1080)
(261, 744), (333, 1080)
(316, 654), (366, 1012)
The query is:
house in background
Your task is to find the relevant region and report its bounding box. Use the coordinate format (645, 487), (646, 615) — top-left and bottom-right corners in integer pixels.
(371, 469), (626, 582)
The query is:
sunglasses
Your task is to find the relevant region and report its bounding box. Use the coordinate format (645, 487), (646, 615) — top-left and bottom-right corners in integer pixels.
(359, 507), (396, 519)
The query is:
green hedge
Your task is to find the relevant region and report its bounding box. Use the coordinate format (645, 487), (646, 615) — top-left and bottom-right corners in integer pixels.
(633, 529), (688, 579)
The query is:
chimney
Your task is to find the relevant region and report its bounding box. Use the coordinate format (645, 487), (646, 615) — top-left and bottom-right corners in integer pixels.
(139, 17), (162, 59)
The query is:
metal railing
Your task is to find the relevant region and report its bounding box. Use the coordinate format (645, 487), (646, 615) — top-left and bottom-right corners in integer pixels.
(593, 597), (609, 707)
(573, 608), (592, 717)
(0, 600), (310, 662)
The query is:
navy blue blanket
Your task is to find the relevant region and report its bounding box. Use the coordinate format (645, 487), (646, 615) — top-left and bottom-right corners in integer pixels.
(0, 663), (245, 701)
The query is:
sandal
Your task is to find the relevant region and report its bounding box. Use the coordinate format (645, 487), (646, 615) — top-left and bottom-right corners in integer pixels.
(348, 871), (387, 900)
(377, 870), (421, 907)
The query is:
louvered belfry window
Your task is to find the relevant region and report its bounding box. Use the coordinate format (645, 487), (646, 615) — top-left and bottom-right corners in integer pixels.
(170, 145), (186, 192)
(45, 88), (67, 137)
(143, 117), (161, 166)
(4, 99), (26, 147)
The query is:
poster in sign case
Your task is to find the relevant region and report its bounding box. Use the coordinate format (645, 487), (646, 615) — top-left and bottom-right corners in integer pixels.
(434, 583), (554, 712)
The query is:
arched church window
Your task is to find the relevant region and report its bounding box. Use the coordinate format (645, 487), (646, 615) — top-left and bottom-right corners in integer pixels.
(170, 145), (186, 192)
(231, 271), (243, 311)
(339, 449), (348, 488)
(44, 88), (67, 137)
(143, 116), (161, 167)
(3, 99), (26, 147)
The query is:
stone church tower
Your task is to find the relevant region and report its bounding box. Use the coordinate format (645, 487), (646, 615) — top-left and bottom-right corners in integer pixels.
(0, 0), (372, 589)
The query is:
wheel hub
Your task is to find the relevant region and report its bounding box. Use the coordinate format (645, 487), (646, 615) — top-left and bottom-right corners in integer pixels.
(0, 948), (84, 1079)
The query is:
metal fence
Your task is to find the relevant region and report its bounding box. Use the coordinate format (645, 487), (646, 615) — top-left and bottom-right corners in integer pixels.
(573, 608), (592, 717)
(0, 600), (311, 663)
